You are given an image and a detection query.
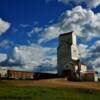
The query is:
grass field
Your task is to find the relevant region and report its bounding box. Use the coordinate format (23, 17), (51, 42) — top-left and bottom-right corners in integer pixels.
(0, 80), (100, 100)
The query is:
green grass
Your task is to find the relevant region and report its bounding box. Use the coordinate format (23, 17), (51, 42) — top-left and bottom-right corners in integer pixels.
(0, 81), (100, 100)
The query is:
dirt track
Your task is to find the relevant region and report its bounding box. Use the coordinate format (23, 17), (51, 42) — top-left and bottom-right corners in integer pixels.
(1, 78), (100, 90)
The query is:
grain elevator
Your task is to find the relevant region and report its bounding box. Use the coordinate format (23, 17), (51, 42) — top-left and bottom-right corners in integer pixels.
(57, 32), (80, 80)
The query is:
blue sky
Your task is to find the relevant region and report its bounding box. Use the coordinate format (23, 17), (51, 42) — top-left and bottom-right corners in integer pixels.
(0, 0), (100, 73)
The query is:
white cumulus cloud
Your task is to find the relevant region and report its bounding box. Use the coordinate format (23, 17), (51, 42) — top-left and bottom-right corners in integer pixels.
(10, 44), (57, 69)
(39, 6), (100, 43)
(0, 18), (11, 35)
(0, 54), (7, 62)
(8, 43), (57, 73)
(0, 40), (14, 49)
(78, 40), (100, 68)
(58, 0), (100, 8)
(28, 27), (43, 38)
(78, 43), (89, 59)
